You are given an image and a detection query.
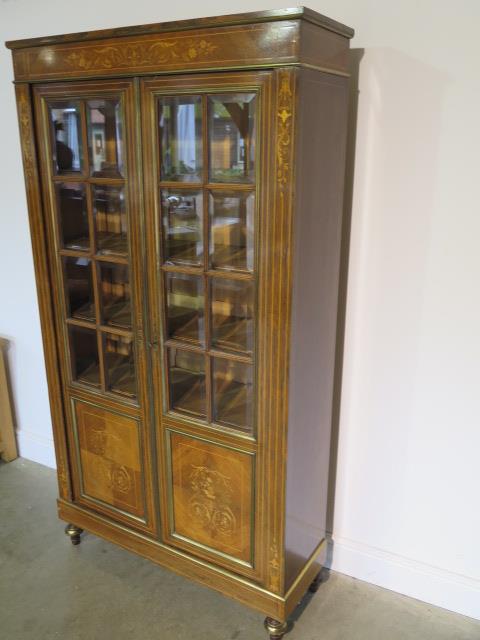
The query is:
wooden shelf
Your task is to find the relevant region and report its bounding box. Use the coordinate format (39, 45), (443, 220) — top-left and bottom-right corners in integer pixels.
(214, 378), (252, 432)
(212, 317), (253, 355)
(170, 368), (206, 418)
(107, 356), (136, 399)
(96, 233), (128, 257)
(211, 245), (249, 271)
(64, 237), (90, 251)
(76, 362), (100, 387)
(103, 300), (131, 329)
(71, 302), (95, 323)
(168, 307), (204, 345)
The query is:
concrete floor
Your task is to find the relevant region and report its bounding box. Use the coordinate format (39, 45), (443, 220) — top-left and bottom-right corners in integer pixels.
(1, 459), (479, 640)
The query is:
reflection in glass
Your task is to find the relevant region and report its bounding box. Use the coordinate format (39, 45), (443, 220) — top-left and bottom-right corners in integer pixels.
(211, 278), (254, 355)
(209, 93), (256, 183)
(210, 191), (254, 271)
(166, 273), (204, 345)
(161, 189), (203, 266)
(69, 326), (100, 387)
(104, 333), (136, 399)
(213, 358), (253, 432)
(63, 257), (95, 322)
(168, 348), (206, 418)
(87, 98), (124, 177)
(93, 185), (127, 255)
(55, 182), (89, 250)
(159, 96), (202, 182)
(49, 101), (83, 174)
(99, 263), (131, 329)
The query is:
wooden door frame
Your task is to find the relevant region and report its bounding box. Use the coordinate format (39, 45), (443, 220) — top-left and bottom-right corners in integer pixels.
(32, 79), (158, 536)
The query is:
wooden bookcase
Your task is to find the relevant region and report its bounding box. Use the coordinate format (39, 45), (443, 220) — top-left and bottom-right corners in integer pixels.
(6, 8), (353, 638)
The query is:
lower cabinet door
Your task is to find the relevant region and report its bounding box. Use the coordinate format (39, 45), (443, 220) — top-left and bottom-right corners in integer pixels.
(71, 399), (155, 534)
(164, 430), (256, 576)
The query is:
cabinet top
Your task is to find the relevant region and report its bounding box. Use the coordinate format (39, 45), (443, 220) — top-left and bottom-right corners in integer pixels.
(5, 7), (354, 50)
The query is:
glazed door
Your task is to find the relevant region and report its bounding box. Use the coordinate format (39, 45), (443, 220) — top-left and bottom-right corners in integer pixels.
(33, 80), (157, 535)
(141, 71), (274, 580)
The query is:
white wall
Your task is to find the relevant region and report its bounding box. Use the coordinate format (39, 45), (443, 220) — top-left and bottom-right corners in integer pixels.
(1, 0), (479, 622)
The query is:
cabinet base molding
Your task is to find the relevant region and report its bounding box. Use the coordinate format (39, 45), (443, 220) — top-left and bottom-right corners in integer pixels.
(58, 500), (325, 622)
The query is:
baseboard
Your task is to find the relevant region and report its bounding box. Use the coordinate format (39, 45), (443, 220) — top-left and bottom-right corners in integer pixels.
(329, 535), (480, 621)
(16, 428), (56, 469)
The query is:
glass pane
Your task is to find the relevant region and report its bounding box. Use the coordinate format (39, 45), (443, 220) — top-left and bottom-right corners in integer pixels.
(211, 279), (254, 355)
(63, 257), (95, 322)
(104, 333), (136, 399)
(210, 191), (254, 271)
(161, 189), (203, 266)
(208, 93), (256, 183)
(49, 101), (83, 174)
(168, 348), (206, 418)
(213, 358), (253, 432)
(87, 98), (124, 178)
(55, 183), (89, 251)
(159, 96), (202, 182)
(166, 273), (204, 345)
(69, 326), (100, 387)
(99, 263), (131, 329)
(93, 185), (127, 255)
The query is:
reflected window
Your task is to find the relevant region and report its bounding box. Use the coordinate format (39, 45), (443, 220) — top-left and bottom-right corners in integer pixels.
(69, 326), (100, 387)
(99, 263), (131, 329)
(168, 347), (206, 418)
(93, 185), (127, 256)
(212, 358), (253, 432)
(49, 101), (83, 174)
(104, 333), (136, 399)
(161, 189), (203, 266)
(55, 182), (89, 251)
(63, 256), (95, 322)
(211, 278), (254, 355)
(159, 96), (202, 182)
(208, 93), (256, 183)
(166, 273), (205, 345)
(210, 191), (254, 271)
(87, 99), (124, 178)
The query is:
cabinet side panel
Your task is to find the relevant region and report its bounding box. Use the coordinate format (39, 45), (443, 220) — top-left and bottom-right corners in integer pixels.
(285, 69), (349, 587)
(14, 83), (71, 498)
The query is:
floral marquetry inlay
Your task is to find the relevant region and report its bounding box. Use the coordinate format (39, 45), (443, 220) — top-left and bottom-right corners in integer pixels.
(188, 465), (236, 538)
(75, 402), (145, 519)
(16, 91), (35, 181)
(170, 433), (253, 565)
(276, 70), (294, 188)
(64, 38), (218, 71)
(109, 464), (132, 494)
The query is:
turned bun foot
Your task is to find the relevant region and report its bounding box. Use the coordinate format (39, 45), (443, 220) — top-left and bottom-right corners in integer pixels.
(65, 523), (83, 546)
(264, 617), (288, 639)
(309, 571), (322, 593)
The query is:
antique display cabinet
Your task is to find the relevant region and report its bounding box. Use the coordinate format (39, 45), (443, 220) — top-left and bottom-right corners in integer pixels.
(6, 7), (353, 638)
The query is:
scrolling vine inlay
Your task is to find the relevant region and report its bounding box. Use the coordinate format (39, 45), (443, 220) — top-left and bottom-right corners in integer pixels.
(17, 92), (35, 180)
(276, 70), (294, 187)
(64, 38), (218, 71)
